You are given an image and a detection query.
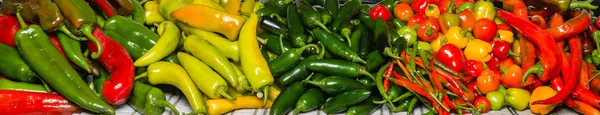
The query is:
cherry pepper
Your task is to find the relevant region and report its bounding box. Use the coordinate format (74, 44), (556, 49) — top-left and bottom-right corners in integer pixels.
(436, 44), (467, 72)
(466, 60), (485, 77)
(88, 27), (134, 105)
(497, 9), (562, 82)
(490, 40), (512, 61)
(369, 4), (392, 21)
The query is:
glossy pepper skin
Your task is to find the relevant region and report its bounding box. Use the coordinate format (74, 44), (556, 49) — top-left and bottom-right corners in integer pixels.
(52, 0), (105, 59)
(179, 23), (238, 62)
(473, 0), (496, 20)
(239, 13), (274, 107)
(269, 44), (319, 76)
(498, 9), (562, 82)
(134, 21), (181, 67)
(464, 39), (492, 62)
(91, 0), (119, 17)
(0, 43), (37, 83)
(546, 11), (592, 41)
(127, 81), (179, 115)
(286, 4), (308, 47)
(103, 16), (179, 64)
(56, 32), (96, 75)
(0, 78), (46, 92)
(0, 90), (83, 114)
(87, 27), (134, 105)
(369, 4), (392, 22)
(0, 15), (20, 47)
(322, 89), (371, 114)
(2, 0), (65, 31)
(14, 11), (114, 113)
(178, 52), (235, 99)
(436, 44), (467, 72)
(296, 1), (330, 32)
(313, 29), (367, 64)
(305, 59), (374, 80)
(330, 0), (361, 33)
(206, 96), (273, 115)
(270, 82), (306, 115)
(305, 76), (368, 95)
(171, 4), (246, 41)
(293, 88), (326, 114)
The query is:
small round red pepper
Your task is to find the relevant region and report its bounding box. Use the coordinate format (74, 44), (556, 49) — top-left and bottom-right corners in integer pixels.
(407, 13), (427, 27)
(369, 4), (392, 22)
(411, 0), (431, 14)
(418, 18), (440, 42)
(466, 60), (485, 77)
(490, 40), (512, 61)
(436, 44), (467, 72)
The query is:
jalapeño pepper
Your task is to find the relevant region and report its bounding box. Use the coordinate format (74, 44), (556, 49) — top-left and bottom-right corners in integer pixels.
(305, 59), (374, 80)
(269, 44), (320, 76)
(322, 89), (371, 114)
(286, 4), (308, 47)
(313, 29), (367, 64)
(293, 88), (326, 114)
(304, 76), (367, 95)
(297, 1), (331, 32)
(331, 0), (361, 32)
(0, 43), (37, 83)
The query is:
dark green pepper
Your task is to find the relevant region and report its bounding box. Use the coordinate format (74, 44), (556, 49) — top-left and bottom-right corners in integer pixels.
(357, 77), (375, 88)
(391, 18), (407, 30)
(269, 44), (319, 76)
(373, 18), (392, 53)
(297, 1), (330, 32)
(263, 0), (292, 7)
(358, 25), (372, 58)
(350, 24), (365, 54)
(131, 0), (145, 24)
(365, 51), (386, 72)
(386, 84), (406, 100)
(321, 89), (371, 114)
(305, 59), (373, 80)
(56, 32), (97, 75)
(277, 57), (319, 86)
(103, 16), (179, 64)
(346, 95), (383, 115)
(314, 6), (332, 25)
(260, 16), (288, 37)
(380, 0), (397, 11)
(357, 11), (375, 29)
(14, 11), (114, 114)
(257, 6), (287, 18)
(270, 82), (306, 115)
(259, 33), (293, 55)
(340, 20), (356, 46)
(293, 88), (326, 114)
(311, 73), (328, 81)
(330, 0), (361, 32)
(286, 4), (308, 47)
(0, 78), (46, 92)
(407, 97), (419, 114)
(304, 76), (367, 95)
(324, 0), (339, 18)
(128, 81), (180, 115)
(313, 29), (367, 64)
(0, 43), (37, 83)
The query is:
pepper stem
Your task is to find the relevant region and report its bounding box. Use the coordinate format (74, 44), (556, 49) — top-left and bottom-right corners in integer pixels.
(219, 90), (236, 100)
(157, 100), (180, 115)
(317, 43), (325, 59)
(342, 29), (352, 46)
(303, 73), (315, 81)
(261, 86), (270, 108)
(134, 72), (148, 80)
(360, 66), (375, 80)
(315, 21), (332, 33)
(508, 50), (521, 57)
(384, 47), (403, 60)
(391, 92), (415, 102)
(570, 1), (598, 10)
(372, 99), (388, 104)
(297, 44), (319, 54)
(15, 6), (27, 28)
(586, 72), (600, 84)
(40, 80), (52, 93)
(521, 62), (544, 85)
(278, 34), (287, 53)
(57, 25), (88, 41)
(81, 25), (103, 59)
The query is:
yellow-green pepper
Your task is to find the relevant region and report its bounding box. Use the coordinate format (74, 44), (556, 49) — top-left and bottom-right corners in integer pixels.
(177, 23), (239, 62)
(144, 1), (166, 25)
(473, 0), (496, 20)
(239, 13), (274, 107)
(134, 21), (180, 67)
(464, 39), (492, 62)
(178, 52), (235, 100)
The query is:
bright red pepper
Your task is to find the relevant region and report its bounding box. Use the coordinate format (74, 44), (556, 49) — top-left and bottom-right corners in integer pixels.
(497, 24), (512, 31)
(369, 4), (392, 21)
(412, 0), (431, 14)
(384, 62), (395, 91)
(408, 13), (427, 27)
(512, 0), (528, 19)
(529, 15), (547, 28)
(497, 9), (562, 82)
(573, 85), (600, 109)
(595, 16), (600, 29)
(551, 77), (564, 91)
(437, 44), (466, 72)
(457, 10), (475, 30)
(87, 27), (134, 105)
(473, 96), (491, 113)
(418, 18), (440, 42)
(438, 0), (454, 14)
(532, 34), (582, 105)
(91, 0), (119, 17)
(465, 60), (484, 77)
(486, 57), (501, 74)
(0, 14), (20, 47)
(0, 90), (83, 114)
(545, 10), (592, 41)
(466, 80), (479, 97)
(490, 40), (511, 61)
(473, 18), (498, 42)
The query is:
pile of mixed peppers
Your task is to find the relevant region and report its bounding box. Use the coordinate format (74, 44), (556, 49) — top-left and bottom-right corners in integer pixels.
(0, 0), (600, 114)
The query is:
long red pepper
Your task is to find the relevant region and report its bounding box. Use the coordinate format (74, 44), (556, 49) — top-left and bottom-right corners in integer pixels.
(431, 59), (444, 94)
(0, 90), (83, 114)
(545, 11), (592, 41)
(87, 27), (134, 105)
(384, 62), (395, 91)
(572, 85), (600, 108)
(551, 77), (564, 92)
(497, 9), (562, 82)
(512, 0), (528, 19)
(0, 14), (21, 47)
(532, 35), (582, 105)
(92, 0), (119, 17)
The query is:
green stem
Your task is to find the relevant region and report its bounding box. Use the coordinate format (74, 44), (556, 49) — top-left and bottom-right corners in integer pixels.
(297, 44), (319, 54)
(57, 25), (87, 41)
(81, 25), (103, 59)
(303, 73), (315, 81)
(391, 92), (414, 102)
(521, 62), (544, 85)
(570, 1), (598, 10)
(279, 34), (286, 53)
(508, 50), (521, 57)
(384, 47), (403, 60)
(261, 86), (270, 107)
(315, 21), (331, 33)
(15, 6), (27, 28)
(342, 29), (352, 46)
(372, 99), (388, 104)
(40, 80), (52, 93)
(219, 90), (236, 100)
(134, 72), (148, 80)
(158, 100), (180, 115)
(586, 72), (600, 84)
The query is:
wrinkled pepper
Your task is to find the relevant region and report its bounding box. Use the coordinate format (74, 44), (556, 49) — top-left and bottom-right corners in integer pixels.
(172, 4), (246, 41)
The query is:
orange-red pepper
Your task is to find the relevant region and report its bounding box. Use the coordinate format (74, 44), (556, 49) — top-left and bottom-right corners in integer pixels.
(545, 10), (592, 41)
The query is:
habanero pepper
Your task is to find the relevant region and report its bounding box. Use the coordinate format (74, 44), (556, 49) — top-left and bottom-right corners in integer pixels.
(87, 27), (134, 105)
(239, 13), (274, 107)
(498, 9), (562, 82)
(0, 43), (38, 83)
(14, 10), (114, 114)
(127, 81), (179, 115)
(0, 90), (83, 114)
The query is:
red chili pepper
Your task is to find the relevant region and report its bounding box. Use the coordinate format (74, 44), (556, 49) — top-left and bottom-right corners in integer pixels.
(87, 27), (134, 105)
(512, 0), (528, 19)
(548, 13), (564, 28)
(595, 16), (600, 29)
(490, 40), (512, 61)
(465, 60), (484, 77)
(551, 77), (564, 91)
(384, 62), (395, 91)
(580, 61), (590, 90)
(369, 4), (392, 21)
(408, 13), (428, 27)
(572, 85), (600, 108)
(412, 0), (431, 14)
(497, 9), (562, 82)
(532, 35), (582, 105)
(0, 90), (83, 114)
(388, 72), (433, 100)
(529, 15), (547, 28)
(91, 0), (119, 17)
(497, 24), (512, 31)
(545, 11), (592, 41)
(0, 14), (21, 47)
(431, 59), (444, 93)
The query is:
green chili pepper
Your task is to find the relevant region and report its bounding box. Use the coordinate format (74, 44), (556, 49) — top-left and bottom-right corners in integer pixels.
(131, 0), (145, 24)
(313, 29), (367, 64)
(0, 43), (37, 83)
(103, 16), (179, 64)
(269, 44), (319, 76)
(134, 21), (180, 67)
(304, 76), (367, 95)
(270, 82), (306, 115)
(324, 0), (339, 18)
(395, 98), (411, 111)
(56, 32), (98, 75)
(53, 0), (104, 59)
(365, 51), (387, 72)
(260, 16), (289, 37)
(138, 62), (207, 114)
(346, 95), (383, 115)
(0, 78), (46, 93)
(297, 1), (331, 32)
(178, 52), (235, 99)
(473, 0), (496, 20)
(184, 35), (247, 92)
(259, 33), (293, 55)
(331, 32), (347, 43)
(375, 64), (390, 102)
(257, 6), (287, 18)
(286, 4), (308, 47)
(386, 84), (406, 100)
(407, 96), (419, 114)
(293, 88), (326, 115)
(357, 11), (375, 29)
(456, 2), (474, 13)
(14, 10), (114, 114)
(391, 18), (407, 30)
(322, 89), (371, 114)
(350, 24), (365, 53)
(311, 73), (328, 81)
(330, 0), (360, 32)
(305, 59), (374, 80)
(276, 56), (319, 86)
(358, 27), (373, 58)
(315, 6), (333, 25)
(127, 81), (180, 115)
(263, 0), (291, 7)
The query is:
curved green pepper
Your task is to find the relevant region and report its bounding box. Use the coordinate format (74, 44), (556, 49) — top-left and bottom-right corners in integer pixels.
(293, 88), (326, 114)
(131, 0), (145, 24)
(321, 89), (371, 114)
(0, 43), (37, 83)
(56, 32), (97, 75)
(304, 76), (367, 95)
(0, 78), (46, 92)
(134, 21), (180, 67)
(270, 82), (306, 115)
(346, 95), (382, 115)
(128, 81), (180, 115)
(269, 44), (319, 76)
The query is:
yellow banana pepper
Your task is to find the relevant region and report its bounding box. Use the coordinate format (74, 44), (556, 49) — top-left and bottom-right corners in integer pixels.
(143, 1), (165, 25)
(171, 4), (246, 41)
(239, 13), (274, 107)
(158, 0), (192, 21)
(177, 23), (240, 62)
(206, 96), (273, 115)
(444, 26), (469, 49)
(530, 86), (558, 115)
(192, 0), (225, 11)
(497, 30), (514, 43)
(464, 39), (492, 62)
(240, 0), (255, 13)
(134, 21), (180, 67)
(431, 36), (445, 53)
(224, 0), (241, 15)
(253, 2), (264, 13)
